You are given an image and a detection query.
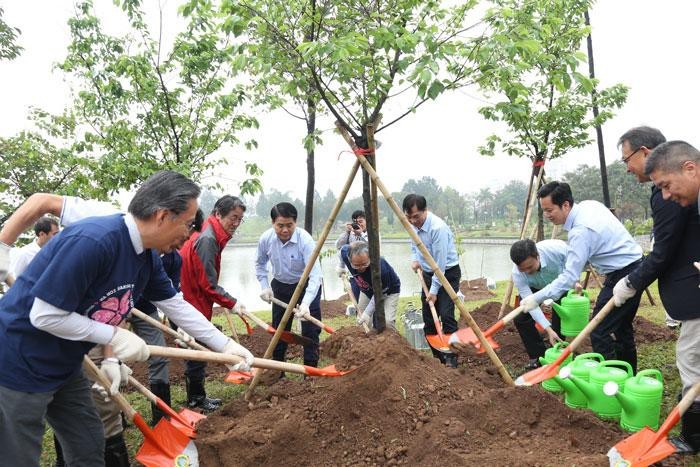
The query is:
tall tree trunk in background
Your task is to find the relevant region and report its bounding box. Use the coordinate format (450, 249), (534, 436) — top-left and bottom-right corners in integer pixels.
(304, 98), (316, 233)
(585, 9), (611, 208)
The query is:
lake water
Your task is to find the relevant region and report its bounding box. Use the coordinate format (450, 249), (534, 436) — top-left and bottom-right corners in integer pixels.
(219, 240), (514, 310)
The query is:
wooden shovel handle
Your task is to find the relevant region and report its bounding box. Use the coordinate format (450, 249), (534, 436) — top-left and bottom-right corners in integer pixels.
(338, 277), (371, 333)
(220, 307), (240, 342)
(500, 304), (526, 326)
(148, 345), (308, 376)
(269, 296), (336, 334)
(415, 270), (446, 339)
(82, 356), (136, 420)
(130, 308), (208, 352)
(127, 374), (157, 404)
(238, 307), (273, 330)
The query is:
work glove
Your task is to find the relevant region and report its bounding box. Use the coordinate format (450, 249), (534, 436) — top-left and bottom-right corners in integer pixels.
(175, 327), (194, 348)
(357, 310), (372, 327)
(260, 288), (273, 303)
(520, 295), (539, 313)
(0, 241), (10, 283)
(100, 357), (132, 396)
(294, 303), (311, 320)
(222, 339), (255, 372)
(91, 382), (111, 402)
(109, 327), (150, 362)
(612, 276), (637, 307)
(456, 291), (465, 302)
(335, 265), (346, 278)
(233, 302), (246, 316)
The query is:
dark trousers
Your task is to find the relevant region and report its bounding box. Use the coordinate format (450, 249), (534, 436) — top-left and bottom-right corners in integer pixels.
(514, 289), (563, 359)
(421, 265), (460, 358)
(350, 279), (361, 302)
(590, 259), (643, 374)
(271, 279), (322, 364)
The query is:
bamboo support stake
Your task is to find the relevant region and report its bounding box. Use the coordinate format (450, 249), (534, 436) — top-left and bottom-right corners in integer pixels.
(244, 151), (362, 401)
(350, 147), (514, 386)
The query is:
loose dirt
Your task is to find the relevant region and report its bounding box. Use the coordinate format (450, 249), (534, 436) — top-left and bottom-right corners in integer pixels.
(458, 277), (496, 301)
(195, 300), (678, 465)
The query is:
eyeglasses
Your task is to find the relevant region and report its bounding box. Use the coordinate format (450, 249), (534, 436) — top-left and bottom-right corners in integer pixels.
(622, 147), (642, 165)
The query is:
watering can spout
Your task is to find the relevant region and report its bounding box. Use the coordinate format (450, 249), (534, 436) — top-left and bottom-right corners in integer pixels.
(551, 302), (565, 319)
(604, 381), (637, 415)
(553, 375), (577, 395)
(560, 367), (597, 404)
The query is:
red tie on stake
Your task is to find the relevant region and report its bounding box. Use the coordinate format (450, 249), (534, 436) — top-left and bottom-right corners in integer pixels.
(83, 357), (199, 467)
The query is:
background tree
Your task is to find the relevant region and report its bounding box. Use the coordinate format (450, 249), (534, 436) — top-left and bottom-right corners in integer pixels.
(57, 0), (262, 195)
(0, 7), (22, 61)
(475, 0), (628, 239)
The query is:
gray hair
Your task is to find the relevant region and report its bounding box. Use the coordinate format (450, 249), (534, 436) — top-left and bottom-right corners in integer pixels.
(645, 140), (700, 176)
(347, 241), (369, 260)
(128, 171), (201, 220)
(212, 195), (246, 216)
(617, 126), (666, 150)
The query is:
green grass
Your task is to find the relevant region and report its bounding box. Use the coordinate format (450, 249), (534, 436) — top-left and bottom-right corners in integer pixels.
(38, 279), (697, 466)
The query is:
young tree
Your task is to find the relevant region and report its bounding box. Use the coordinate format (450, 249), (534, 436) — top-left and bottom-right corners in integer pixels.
(0, 7), (22, 61)
(475, 0), (628, 239)
(57, 0), (261, 194)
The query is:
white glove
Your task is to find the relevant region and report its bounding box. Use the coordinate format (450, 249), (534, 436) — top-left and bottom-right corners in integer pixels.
(91, 382), (111, 402)
(222, 338), (254, 372)
(100, 357), (132, 395)
(175, 327), (194, 348)
(233, 302), (246, 316)
(456, 291), (465, 302)
(357, 310), (372, 326)
(0, 241), (10, 283)
(520, 295), (539, 313)
(260, 288), (273, 303)
(294, 303), (311, 319)
(335, 265), (346, 278)
(613, 276), (637, 307)
(109, 327), (150, 362)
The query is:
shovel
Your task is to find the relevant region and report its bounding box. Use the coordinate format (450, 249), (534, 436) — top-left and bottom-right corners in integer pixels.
(235, 306), (315, 346)
(448, 304), (526, 353)
(128, 375), (206, 439)
(82, 357), (199, 467)
(607, 381), (700, 466)
(515, 297), (615, 387)
(269, 296), (336, 334)
(341, 274), (371, 333)
(148, 345), (355, 378)
(129, 308), (252, 384)
(212, 306), (253, 337)
(416, 270), (452, 353)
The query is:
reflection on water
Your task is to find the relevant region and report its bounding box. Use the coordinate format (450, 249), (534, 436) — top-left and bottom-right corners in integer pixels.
(218, 241), (513, 311)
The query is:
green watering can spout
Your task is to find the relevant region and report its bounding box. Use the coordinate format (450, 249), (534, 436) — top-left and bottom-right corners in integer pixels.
(604, 381), (637, 414)
(550, 301), (565, 318)
(559, 366), (598, 404)
(552, 374), (578, 395)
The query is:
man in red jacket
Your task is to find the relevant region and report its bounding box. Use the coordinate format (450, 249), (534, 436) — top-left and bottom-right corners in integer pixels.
(179, 195), (247, 411)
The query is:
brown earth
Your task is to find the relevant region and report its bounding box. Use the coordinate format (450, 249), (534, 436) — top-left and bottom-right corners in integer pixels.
(458, 277), (496, 301)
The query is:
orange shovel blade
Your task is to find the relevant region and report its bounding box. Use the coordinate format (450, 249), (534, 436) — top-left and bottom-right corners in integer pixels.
(168, 408), (207, 438)
(514, 362), (560, 386)
(607, 427), (676, 466)
(449, 327), (499, 352)
(473, 336), (501, 353)
(134, 414), (199, 467)
(304, 364), (357, 377)
(225, 370), (253, 384)
(426, 333), (452, 353)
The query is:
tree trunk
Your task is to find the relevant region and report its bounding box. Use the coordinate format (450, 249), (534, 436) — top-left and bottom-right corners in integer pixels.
(585, 10), (611, 208)
(304, 100), (316, 233)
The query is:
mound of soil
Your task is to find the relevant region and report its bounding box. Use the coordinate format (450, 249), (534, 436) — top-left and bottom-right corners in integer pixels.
(321, 297), (351, 319)
(458, 278), (496, 301)
(196, 323), (624, 465)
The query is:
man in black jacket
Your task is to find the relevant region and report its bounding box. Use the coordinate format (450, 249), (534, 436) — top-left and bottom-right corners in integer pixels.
(613, 127), (700, 455)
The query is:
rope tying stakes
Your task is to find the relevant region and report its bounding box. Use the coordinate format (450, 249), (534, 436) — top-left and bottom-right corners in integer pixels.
(337, 147), (376, 160)
(532, 159), (545, 168)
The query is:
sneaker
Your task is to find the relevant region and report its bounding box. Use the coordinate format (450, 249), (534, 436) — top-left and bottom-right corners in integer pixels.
(445, 354), (458, 369)
(670, 435), (699, 455)
(666, 320), (681, 329)
(187, 396), (221, 412)
(525, 358), (541, 370)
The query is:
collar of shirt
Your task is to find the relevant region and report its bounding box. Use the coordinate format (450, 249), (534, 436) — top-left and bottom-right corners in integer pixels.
(278, 229), (299, 246)
(124, 213), (144, 254)
(563, 203), (580, 231)
(417, 212), (433, 233)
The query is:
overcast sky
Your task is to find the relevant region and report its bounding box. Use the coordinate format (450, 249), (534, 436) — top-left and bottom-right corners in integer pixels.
(1, 1), (698, 202)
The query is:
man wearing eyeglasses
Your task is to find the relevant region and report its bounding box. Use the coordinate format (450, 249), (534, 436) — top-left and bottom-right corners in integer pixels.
(179, 195), (248, 411)
(403, 193), (460, 368)
(642, 139), (700, 455)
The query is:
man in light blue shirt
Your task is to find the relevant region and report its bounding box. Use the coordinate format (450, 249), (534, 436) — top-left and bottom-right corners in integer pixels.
(403, 194), (460, 368)
(520, 182), (643, 372)
(256, 202), (323, 367)
(510, 239), (566, 367)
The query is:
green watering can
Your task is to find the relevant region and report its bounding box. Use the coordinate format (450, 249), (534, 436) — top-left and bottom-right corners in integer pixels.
(564, 360), (634, 420)
(603, 369), (664, 432)
(538, 342), (572, 393)
(554, 353), (605, 409)
(550, 289), (591, 337)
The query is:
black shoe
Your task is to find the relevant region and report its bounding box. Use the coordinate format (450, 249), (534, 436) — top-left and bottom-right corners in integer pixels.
(185, 376), (221, 412)
(104, 433), (130, 467)
(187, 396), (221, 412)
(525, 358), (541, 370)
(670, 434), (699, 455)
(150, 382), (171, 426)
(445, 354), (458, 369)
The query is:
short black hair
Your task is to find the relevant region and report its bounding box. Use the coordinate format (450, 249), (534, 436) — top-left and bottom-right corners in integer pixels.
(351, 210), (365, 221)
(212, 195), (246, 217)
(193, 208), (205, 232)
(510, 239), (538, 265)
(34, 216), (58, 236)
(402, 194), (427, 213)
(617, 126), (666, 151)
(537, 181), (574, 208)
(271, 202), (297, 221)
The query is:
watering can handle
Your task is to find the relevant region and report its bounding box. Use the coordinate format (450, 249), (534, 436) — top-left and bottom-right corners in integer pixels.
(600, 360), (634, 377)
(635, 368), (663, 383)
(567, 288), (589, 298)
